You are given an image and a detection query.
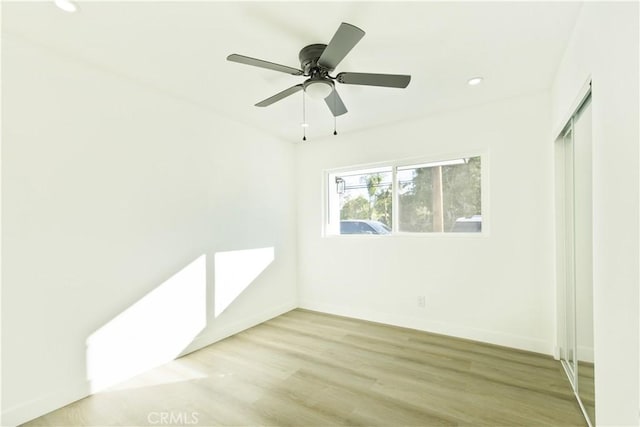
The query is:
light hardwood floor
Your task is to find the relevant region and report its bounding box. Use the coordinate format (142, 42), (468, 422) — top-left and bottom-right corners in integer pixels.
(24, 309), (586, 426)
(578, 362), (595, 423)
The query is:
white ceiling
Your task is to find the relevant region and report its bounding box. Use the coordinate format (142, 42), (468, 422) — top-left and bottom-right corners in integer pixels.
(3, 1), (582, 142)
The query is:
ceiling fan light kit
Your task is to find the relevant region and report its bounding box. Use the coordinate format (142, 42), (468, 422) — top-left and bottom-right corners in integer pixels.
(303, 79), (334, 99)
(227, 22), (411, 140)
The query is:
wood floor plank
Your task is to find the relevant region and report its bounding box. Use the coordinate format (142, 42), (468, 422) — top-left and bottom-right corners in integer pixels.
(22, 309), (587, 426)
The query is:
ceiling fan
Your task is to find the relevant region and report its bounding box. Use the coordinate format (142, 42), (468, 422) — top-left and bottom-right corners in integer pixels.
(227, 22), (411, 118)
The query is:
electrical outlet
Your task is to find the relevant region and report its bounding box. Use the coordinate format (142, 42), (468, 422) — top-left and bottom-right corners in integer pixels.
(417, 295), (426, 308)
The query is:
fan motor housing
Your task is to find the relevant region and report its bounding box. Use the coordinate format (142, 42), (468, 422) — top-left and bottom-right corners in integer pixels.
(299, 44), (328, 74)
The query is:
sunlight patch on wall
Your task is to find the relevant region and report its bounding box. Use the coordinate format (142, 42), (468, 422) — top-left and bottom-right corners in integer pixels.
(214, 247), (274, 317)
(86, 255), (207, 393)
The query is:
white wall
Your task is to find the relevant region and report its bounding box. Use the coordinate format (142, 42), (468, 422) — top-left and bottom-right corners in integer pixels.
(1, 29), (297, 426)
(551, 3), (639, 425)
(297, 92), (556, 355)
(0, 3), (4, 423)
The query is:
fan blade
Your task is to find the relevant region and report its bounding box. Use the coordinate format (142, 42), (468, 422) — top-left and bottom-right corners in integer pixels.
(318, 23), (365, 70)
(255, 84), (304, 107)
(324, 89), (348, 117)
(227, 54), (303, 76)
(336, 72), (411, 88)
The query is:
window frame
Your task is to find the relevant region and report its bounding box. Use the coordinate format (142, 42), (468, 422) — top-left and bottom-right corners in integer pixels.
(323, 152), (489, 238)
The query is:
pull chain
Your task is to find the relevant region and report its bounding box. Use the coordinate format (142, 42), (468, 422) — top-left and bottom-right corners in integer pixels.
(333, 89), (338, 135)
(302, 90), (307, 141)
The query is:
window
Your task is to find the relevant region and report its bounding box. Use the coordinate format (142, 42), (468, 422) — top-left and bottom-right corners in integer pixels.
(398, 157), (482, 232)
(327, 156), (482, 235)
(327, 167), (393, 235)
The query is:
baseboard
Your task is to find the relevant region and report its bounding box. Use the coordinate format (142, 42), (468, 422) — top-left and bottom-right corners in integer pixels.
(577, 345), (594, 364)
(299, 300), (554, 355)
(1, 379), (90, 427)
(180, 301), (297, 356)
(1, 301), (296, 427)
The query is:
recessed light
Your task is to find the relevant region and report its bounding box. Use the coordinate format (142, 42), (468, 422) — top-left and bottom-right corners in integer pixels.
(301, 123), (309, 128)
(54, 0), (78, 13)
(467, 77), (484, 86)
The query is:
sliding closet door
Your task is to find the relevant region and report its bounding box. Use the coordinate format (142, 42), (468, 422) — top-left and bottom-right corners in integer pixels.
(556, 91), (594, 427)
(560, 124), (577, 385)
(573, 98), (595, 423)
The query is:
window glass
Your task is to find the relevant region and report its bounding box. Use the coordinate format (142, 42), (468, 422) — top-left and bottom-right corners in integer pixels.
(333, 168), (393, 234)
(398, 157), (481, 232)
